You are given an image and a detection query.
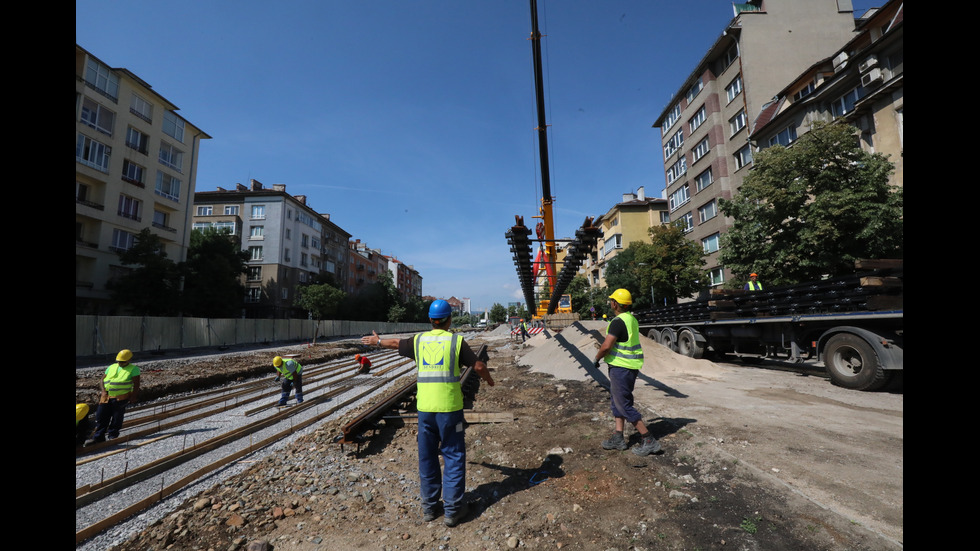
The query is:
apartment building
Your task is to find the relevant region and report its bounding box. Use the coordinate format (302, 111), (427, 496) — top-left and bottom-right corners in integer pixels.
(348, 239), (388, 294)
(386, 256), (423, 302)
(750, 0), (903, 188)
(652, 1), (858, 288)
(585, 187), (669, 288)
(76, 45), (211, 314)
(192, 180), (351, 318)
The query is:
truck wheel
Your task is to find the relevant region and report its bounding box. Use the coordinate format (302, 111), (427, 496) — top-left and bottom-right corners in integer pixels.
(824, 333), (892, 391)
(659, 328), (677, 352)
(646, 328), (661, 343)
(677, 329), (705, 359)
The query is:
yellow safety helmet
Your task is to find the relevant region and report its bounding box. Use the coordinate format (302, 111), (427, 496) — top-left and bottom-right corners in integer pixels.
(76, 403), (90, 423)
(116, 349), (133, 362)
(608, 289), (633, 305)
(273, 356), (283, 367)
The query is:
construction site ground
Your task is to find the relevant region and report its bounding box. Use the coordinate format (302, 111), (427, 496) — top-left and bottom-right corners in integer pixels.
(75, 321), (903, 551)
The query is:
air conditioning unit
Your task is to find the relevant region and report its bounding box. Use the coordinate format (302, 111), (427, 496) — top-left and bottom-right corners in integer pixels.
(860, 68), (883, 87)
(858, 54), (878, 73)
(832, 52), (849, 71)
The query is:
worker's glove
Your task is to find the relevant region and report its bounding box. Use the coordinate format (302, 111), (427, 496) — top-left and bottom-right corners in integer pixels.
(593, 359), (601, 368)
(274, 376), (281, 382)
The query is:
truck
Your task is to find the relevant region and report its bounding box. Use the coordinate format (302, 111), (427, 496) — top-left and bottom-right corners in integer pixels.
(633, 260), (903, 391)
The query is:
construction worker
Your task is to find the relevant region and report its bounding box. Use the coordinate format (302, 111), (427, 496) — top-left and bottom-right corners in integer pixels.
(361, 299), (495, 527)
(520, 318), (529, 343)
(744, 273), (763, 291)
(593, 289), (662, 456)
(273, 356), (304, 405)
(355, 354), (372, 374)
(88, 349), (141, 445)
(76, 403), (93, 447)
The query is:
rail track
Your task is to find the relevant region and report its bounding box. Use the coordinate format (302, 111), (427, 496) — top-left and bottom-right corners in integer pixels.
(75, 348), (419, 546)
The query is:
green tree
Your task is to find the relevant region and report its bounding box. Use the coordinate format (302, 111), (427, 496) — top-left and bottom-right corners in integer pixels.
(108, 228), (181, 315)
(566, 274), (606, 319)
(488, 303), (508, 323)
(181, 228), (250, 318)
(720, 122), (902, 285)
(604, 226), (706, 308)
(295, 283), (346, 343)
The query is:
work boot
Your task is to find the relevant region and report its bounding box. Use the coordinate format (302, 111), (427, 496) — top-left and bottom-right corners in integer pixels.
(601, 432), (627, 451)
(422, 504), (443, 522)
(631, 434), (663, 456)
(86, 435), (106, 447)
(444, 502), (469, 527)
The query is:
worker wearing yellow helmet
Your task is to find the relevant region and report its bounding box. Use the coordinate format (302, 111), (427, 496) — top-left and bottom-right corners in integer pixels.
(272, 355), (304, 406)
(593, 289), (661, 457)
(87, 349), (141, 445)
(76, 403), (93, 447)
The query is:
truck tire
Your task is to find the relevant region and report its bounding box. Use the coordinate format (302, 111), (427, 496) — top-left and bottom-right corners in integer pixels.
(646, 328), (661, 343)
(659, 328), (677, 352)
(677, 328), (705, 359)
(824, 333), (892, 391)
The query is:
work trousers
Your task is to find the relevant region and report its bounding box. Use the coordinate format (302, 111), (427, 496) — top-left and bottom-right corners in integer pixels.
(417, 409), (466, 516)
(93, 398), (129, 439)
(279, 374), (304, 405)
(608, 366), (642, 425)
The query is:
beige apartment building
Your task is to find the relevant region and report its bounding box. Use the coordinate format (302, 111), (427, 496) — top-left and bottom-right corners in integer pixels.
(585, 186), (669, 288)
(751, 0), (902, 189)
(193, 180), (351, 318)
(76, 45), (211, 314)
(653, 1), (858, 288)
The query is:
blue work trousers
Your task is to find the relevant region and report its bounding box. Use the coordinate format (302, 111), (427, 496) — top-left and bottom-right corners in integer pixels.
(93, 398), (129, 439)
(417, 409), (466, 516)
(279, 374), (304, 405)
(608, 366), (642, 425)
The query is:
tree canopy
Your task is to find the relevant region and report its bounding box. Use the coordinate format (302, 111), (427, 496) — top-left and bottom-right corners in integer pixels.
(108, 228), (181, 316)
(603, 224), (707, 307)
(719, 122), (902, 285)
(181, 228), (250, 318)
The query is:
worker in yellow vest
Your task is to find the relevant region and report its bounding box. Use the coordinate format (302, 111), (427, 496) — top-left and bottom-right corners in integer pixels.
(88, 349), (141, 445)
(744, 273), (763, 291)
(272, 356), (304, 405)
(593, 289), (662, 456)
(362, 299), (494, 527)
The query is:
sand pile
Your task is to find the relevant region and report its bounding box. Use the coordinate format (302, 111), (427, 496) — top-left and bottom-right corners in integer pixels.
(515, 320), (727, 384)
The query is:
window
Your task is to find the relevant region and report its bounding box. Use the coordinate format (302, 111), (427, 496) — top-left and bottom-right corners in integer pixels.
(118, 195), (141, 221)
(301, 234), (309, 248)
(666, 156), (687, 185)
(695, 167), (713, 192)
(111, 229), (136, 252)
(698, 200), (718, 223)
(733, 145), (753, 170)
(248, 267), (262, 281)
(689, 106), (706, 133)
(793, 81), (815, 101)
(831, 86), (866, 118)
(702, 233), (720, 254)
(197, 206), (213, 216)
(76, 134), (111, 172)
(660, 211), (671, 224)
(663, 129), (684, 159)
(669, 184), (690, 211)
(215, 220), (235, 233)
(84, 57), (119, 100)
(675, 212), (694, 233)
(692, 137), (710, 163)
(708, 267), (725, 286)
(122, 160), (145, 186)
(725, 75), (742, 103)
(130, 93), (153, 122)
(125, 127), (149, 154)
(284, 228), (291, 239)
(663, 103), (681, 130)
(224, 205), (239, 215)
(163, 111), (185, 142)
(311, 236), (321, 250)
(686, 77), (703, 103)
(729, 109), (747, 135)
(301, 253), (309, 267)
(246, 288), (262, 302)
(767, 125), (798, 147)
(158, 142), (183, 171)
(248, 246), (263, 261)
(80, 97), (115, 135)
(251, 205), (266, 220)
(155, 171), (181, 201)
(721, 43), (739, 71)
(250, 226), (264, 240)
(153, 210), (169, 229)
(602, 234), (623, 257)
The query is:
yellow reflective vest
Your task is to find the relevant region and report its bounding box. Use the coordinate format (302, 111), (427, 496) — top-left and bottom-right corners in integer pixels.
(276, 359), (303, 380)
(104, 363), (140, 398)
(605, 312), (644, 370)
(413, 329), (463, 412)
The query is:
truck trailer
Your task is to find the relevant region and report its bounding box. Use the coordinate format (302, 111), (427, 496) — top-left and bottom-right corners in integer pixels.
(633, 260), (903, 391)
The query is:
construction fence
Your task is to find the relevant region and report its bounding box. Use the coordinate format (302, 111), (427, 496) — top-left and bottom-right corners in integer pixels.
(76, 315), (429, 359)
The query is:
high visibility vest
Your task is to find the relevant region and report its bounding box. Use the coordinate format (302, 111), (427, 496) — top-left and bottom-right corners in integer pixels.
(413, 329), (463, 413)
(605, 312), (644, 370)
(747, 281), (763, 291)
(104, 363), (139, 398)
(276, 359), (303, 380)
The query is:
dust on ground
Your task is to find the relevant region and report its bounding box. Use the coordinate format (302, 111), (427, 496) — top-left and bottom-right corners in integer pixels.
(80, 322), (902, 551)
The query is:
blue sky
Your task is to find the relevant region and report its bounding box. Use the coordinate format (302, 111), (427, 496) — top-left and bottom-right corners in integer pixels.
(76, 0), (877, 312)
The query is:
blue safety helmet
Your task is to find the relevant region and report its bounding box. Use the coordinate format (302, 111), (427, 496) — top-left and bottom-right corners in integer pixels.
(428, 299), (452, 320)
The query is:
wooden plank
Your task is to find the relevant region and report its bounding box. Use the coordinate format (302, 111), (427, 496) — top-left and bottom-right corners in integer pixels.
(859, 276), (903, 288)
(855, 259), (903, 270)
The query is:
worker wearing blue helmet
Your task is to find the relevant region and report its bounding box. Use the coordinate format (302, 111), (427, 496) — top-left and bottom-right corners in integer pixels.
(362, 299), (494, 527)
